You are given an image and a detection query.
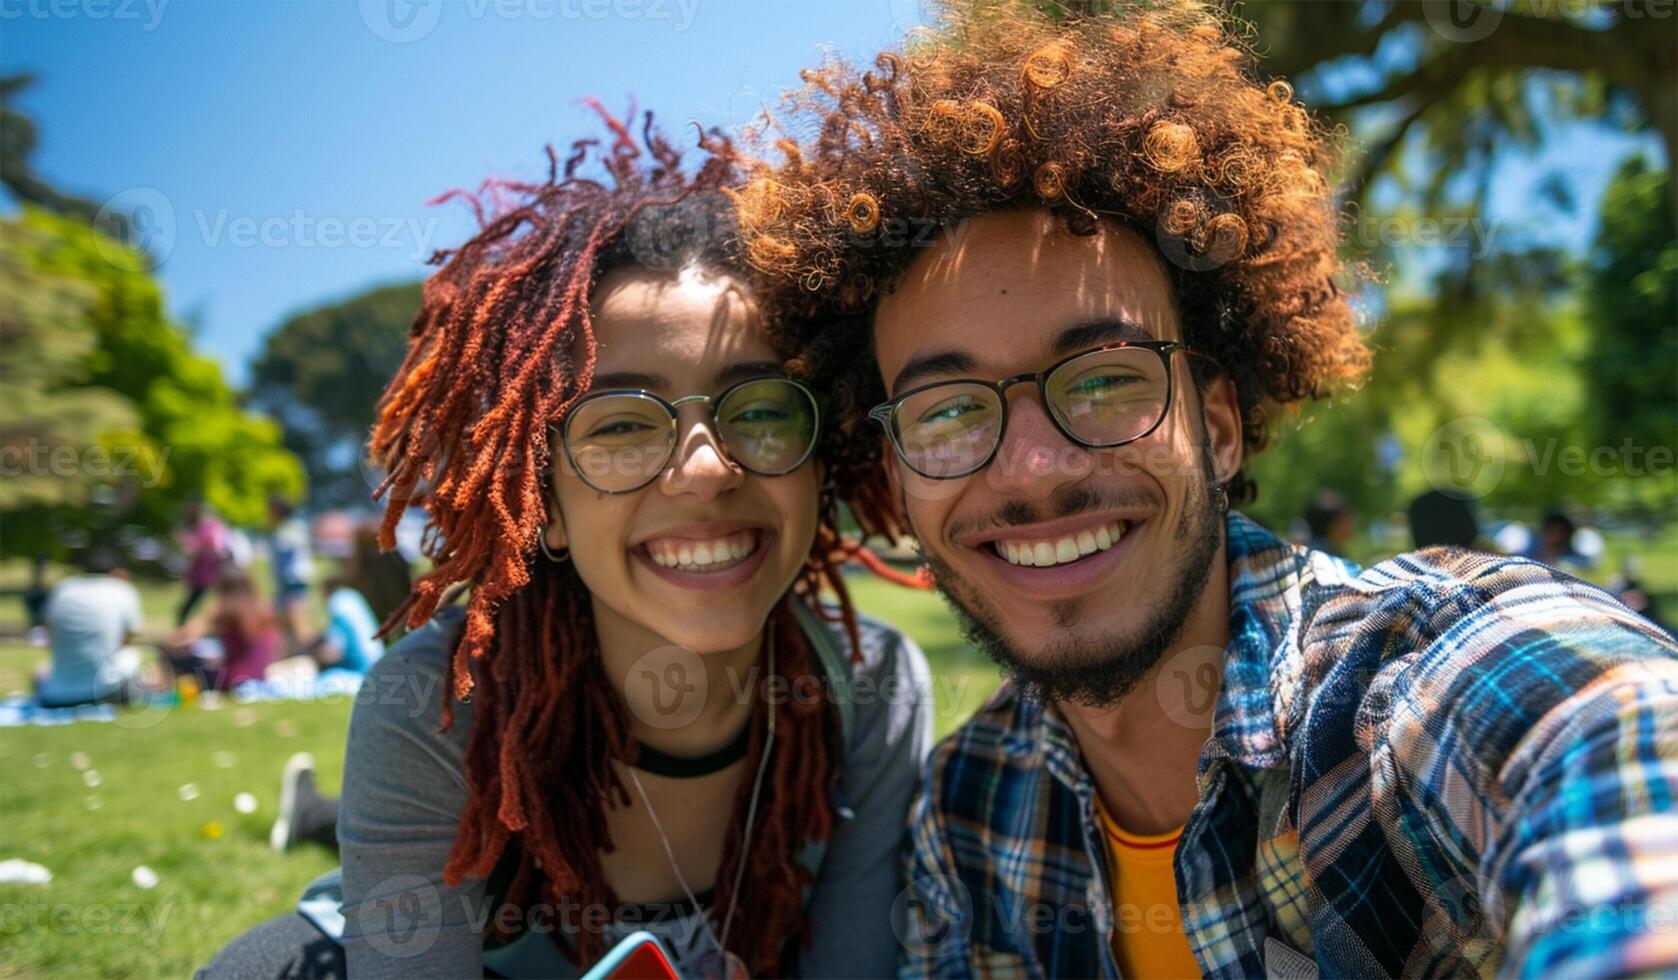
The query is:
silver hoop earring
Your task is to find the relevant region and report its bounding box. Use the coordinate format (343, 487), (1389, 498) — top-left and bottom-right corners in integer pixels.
(1212, 482), (1230, 515)
(539, 535), (570, 563)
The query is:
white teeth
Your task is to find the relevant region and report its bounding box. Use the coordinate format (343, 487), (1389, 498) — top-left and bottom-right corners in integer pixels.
(996, 521), (1128, 568)
(645, 531), (758, 572)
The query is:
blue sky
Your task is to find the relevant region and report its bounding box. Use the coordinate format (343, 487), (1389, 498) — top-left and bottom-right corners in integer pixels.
(4, 0), (1659, 386)
(4, 0), (928, 384)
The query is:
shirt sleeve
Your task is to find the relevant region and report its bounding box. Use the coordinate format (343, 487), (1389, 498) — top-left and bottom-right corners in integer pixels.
(794, 621), (936, 979)
(1380, 559), (1678, 979)
(338, 616), (489, 978)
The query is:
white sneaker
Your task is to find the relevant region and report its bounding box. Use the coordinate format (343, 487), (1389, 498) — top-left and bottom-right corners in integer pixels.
(270, 752), (316, 852)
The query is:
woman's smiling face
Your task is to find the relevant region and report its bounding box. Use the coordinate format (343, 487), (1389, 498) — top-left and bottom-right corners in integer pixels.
(544, 264), (820, 655)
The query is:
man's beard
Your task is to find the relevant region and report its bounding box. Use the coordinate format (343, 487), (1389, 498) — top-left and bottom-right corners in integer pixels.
(921, 449), (1225, 709)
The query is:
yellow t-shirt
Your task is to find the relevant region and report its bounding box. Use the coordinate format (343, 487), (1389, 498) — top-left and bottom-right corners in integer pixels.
(1095, 797), (1202, 979)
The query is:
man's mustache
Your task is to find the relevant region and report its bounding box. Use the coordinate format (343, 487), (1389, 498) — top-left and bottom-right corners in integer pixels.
(944, 485), (1158, 540)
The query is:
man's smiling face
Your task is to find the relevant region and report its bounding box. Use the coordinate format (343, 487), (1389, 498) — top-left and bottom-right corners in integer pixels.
(873, 209), (1244, 706)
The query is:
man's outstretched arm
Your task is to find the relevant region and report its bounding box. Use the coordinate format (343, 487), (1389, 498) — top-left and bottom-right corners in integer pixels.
(1383, 559), (1678, 978)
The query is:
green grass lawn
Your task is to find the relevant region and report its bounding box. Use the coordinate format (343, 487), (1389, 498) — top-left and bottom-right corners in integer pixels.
(0, 569), (987, 978)
(0, 696), (349, 978)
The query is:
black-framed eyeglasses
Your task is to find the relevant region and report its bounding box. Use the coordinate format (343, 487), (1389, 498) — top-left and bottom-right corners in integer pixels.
(868, 341), (1217, 480)
(558, 375), (820, 494)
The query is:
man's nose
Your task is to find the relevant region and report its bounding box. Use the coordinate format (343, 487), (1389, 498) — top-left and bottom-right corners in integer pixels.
(984, 393), (1093, 498)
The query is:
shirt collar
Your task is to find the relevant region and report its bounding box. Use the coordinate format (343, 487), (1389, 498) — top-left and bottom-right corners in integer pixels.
(1213, 511), (1314, 769)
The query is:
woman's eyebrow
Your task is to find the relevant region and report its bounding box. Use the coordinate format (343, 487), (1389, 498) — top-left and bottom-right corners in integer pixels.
(591, 370), (671, 390)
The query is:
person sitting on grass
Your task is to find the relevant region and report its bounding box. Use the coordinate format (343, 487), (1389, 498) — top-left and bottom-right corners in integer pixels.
(34, 547), (146, 709)
(163, 568), (280, 692)
(344, 521), (413, 640)
(199, 112), (932, 980)
(305, 569), (384, 679)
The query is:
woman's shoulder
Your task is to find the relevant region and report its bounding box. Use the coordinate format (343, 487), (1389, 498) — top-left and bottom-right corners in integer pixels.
(375, 604), (466, 671)
(800, 602), (929, 682)
(351, 605), (472, 735)
(799, 601), (934, 755)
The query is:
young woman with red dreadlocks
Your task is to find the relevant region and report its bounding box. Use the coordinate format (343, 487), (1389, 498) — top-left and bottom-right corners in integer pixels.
(198, 111), (932, 980)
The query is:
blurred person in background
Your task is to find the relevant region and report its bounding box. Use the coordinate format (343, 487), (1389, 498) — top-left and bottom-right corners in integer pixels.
(175, 500), (229, 625)
(1302, 488), (1356, 557)
(305, 566), (384, 680)
(34, 547), (146, 708)
(1408, 489), (1486, 550)
(266, 495), (315, 652)
(1524, 508), (1596, 573)
(1610, 557), (1676, 639)
(164, 567), (281, 691)
(346, 522), (412, 638)
(23, 554), (51, 632)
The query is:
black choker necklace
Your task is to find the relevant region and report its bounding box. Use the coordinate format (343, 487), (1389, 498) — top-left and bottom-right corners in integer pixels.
(632, 721), (752, 778)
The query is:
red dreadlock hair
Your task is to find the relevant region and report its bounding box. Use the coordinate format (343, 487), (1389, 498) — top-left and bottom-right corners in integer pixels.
(367, 105), (899, 974)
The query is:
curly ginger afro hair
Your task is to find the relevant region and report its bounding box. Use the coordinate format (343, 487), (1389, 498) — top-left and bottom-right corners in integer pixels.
(735, 0), (1371, 503)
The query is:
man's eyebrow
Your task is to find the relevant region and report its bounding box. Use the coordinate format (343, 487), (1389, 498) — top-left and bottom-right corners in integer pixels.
(591, 371), (671, 391)
(891, 350), (982, 395)
(1051, 319), (1156, 357)
(715, 360), (786, 387)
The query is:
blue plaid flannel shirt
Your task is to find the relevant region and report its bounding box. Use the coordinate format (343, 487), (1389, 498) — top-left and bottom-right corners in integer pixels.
(900, 512), (1678, 978)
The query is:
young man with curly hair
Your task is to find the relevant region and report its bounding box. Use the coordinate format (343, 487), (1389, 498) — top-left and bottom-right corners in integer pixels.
(737, 2), (1678, 976)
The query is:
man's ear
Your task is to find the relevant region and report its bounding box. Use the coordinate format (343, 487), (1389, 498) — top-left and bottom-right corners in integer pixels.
(1200, 374), (1244, 485)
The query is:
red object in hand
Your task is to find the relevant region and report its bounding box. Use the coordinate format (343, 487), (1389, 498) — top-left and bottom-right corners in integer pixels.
(586, 932), (681, 980)
(607, 940), (678, 980)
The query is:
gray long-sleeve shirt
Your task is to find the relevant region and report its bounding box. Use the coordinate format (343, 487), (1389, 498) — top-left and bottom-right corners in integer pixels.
(337, 602), (934, 978)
